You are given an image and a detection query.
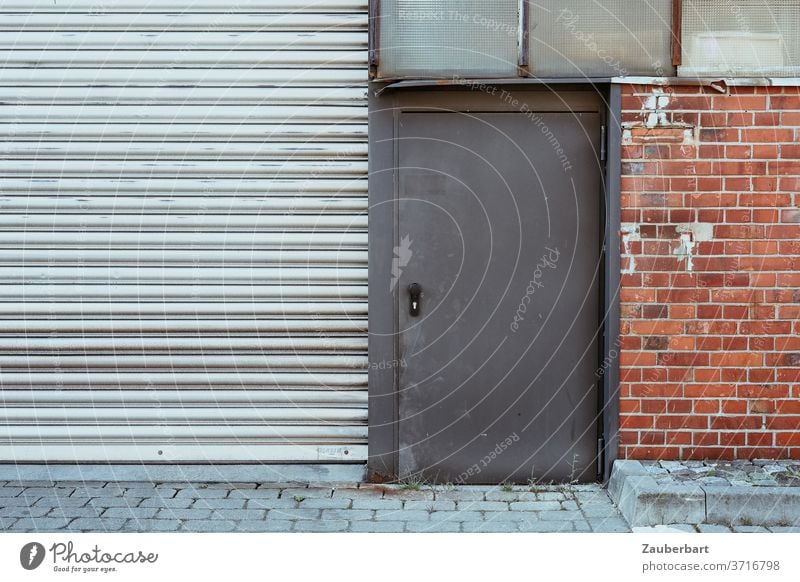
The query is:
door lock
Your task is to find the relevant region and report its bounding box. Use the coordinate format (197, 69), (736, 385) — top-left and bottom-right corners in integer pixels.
(408, 283), (421, 316)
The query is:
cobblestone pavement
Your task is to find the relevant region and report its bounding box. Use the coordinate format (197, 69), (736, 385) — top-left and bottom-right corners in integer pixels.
(0, 481), (790, 533)
(0, 481), (630, 533)
(642, 460), (800, 488)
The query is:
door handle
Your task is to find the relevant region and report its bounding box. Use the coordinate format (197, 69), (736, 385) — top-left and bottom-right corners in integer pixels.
(408, 283), (421, 317)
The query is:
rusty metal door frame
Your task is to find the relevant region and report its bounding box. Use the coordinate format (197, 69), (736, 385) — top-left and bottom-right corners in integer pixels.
(367, 84), (622, 483)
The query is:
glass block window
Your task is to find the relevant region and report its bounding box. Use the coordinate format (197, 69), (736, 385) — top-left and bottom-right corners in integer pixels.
(681, 0), (800, 76)
(378, 0), (520, 78)
(527, 0), (673, 78)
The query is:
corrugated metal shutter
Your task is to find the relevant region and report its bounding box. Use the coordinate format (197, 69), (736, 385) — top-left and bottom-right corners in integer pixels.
(0, 0), (368, 463)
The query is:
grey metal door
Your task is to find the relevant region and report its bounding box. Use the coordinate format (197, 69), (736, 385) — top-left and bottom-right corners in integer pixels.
(396, 110), (602, 483)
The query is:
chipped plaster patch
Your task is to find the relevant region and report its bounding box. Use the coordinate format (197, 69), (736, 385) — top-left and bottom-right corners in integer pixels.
(621, 223), (640, 274)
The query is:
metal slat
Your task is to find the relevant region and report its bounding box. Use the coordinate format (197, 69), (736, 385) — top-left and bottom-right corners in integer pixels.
(0, 320), (366, 334)
(0, 196), (367, 213)
(0, 141), (368, 159)
(2, 1), (369, 12)
(0, 87), (368, 104)
(0, 14), (367, 31)
(0, 1), (368, 464)
(0, 284), (367, 300)
(0, 372), (367, 387)
(0, 123), (368, 140)
(1, 106), (367, 123)
(0, 266), (367, 283)
(0, 338), (366, 351)
(0, 390), (368, 405)
(0, 31), (367, 49)
(1, 49), (367, 67)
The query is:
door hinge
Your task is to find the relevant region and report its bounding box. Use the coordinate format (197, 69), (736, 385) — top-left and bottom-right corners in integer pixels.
(597, 436), (606, 476)
(600, 125), (607, 161)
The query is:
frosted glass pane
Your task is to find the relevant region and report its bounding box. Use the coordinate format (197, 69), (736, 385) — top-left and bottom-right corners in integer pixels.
(681, 0), (800, 76)
(529, 0), (673, 77)
(379, 0), (520, 78)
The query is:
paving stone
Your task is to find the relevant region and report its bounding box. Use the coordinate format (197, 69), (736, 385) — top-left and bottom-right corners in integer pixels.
(110, 482), (157, 488)
(245, 497), (298, 509)
(768, 527), (800, 533)
(9, 517), (73, 530)
(334, 486), (385, 499)
(209, 509), (267, 520)
(351, 498), (402, 510)
(293, 520), (348, 532)
(510, 501), (561, 511)
(560, 500), (580, 511)
(73, 486), (125, 498)
(140, 498), (194, 509)
(181, 520), (237, 532)
(3, 496), (49, 507)
(13, 481), (58, 487)
(573, 522), (592, 532)
(462, 521), (520, 533)
(120, 519), (181, 532)
(580, 504), (622, 518)
(381, 487), (436, 501)
(321, 509), (373, 521)
(480, 511), (532, 522)
(126, 488), (176, 499)
(175, 488), (230, 498)
(406, 521), (460, 533)
(455, 501), (508, 512)
(535, 491), (570, 501)
(156, 508), (212, 520)
(588, 517), (631, 532)
(429, 511), (482, 523)
(88, 497), (145, 508)
(697, 524), (732, 533)
(229, 489), (280, 499)
(349, 520), (405, 532)
(266, 508), (321, 521)
(281, 487), (333, 499)
(0, 487), (23, 497)
(48, 507), (105, 519)
(192, 498), (246, 510)
(538, 510), (584, 521)
(67, 517), (126, 531)
(375, 509), (429, 521)
(238, 520), (295, 532)
(21, 487), (75, 498)
(403, 500), (455, 511)
(0, 505), (52, 518)
(33, 496), (90, 508)
(296, 497), (351, 509)
(0, 516), (16, 529)
(435, 488), (485, 502)
(103, 507), (160, 519)
(485, 491), (537, 502)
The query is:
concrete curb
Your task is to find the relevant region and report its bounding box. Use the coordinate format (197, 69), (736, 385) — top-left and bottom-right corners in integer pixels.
(608, 460), (800, 527)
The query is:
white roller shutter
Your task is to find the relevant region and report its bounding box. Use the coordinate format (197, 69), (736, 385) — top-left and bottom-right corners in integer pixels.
(0, 0), (368, 463)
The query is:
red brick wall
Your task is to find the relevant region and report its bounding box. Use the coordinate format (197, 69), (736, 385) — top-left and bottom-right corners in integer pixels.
(618, 83), (800, 461)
